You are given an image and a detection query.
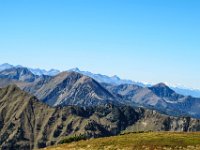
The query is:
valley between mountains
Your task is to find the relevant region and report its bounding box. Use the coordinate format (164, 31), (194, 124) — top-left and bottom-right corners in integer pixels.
(1, 66), (200, 149)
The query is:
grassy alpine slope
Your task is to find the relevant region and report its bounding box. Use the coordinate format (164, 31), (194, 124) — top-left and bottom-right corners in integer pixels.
(43, 132), (200, 150)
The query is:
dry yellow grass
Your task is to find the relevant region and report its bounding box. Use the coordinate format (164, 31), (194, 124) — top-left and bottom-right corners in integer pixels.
(42, 132), (200, 150)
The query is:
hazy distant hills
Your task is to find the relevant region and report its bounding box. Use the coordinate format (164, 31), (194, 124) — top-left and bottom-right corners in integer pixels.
(68, 68), (200, 98)
(0, 63), (60, 76)
(1, 85), (200, 149)
(0, 67), (39, 82)
(68, 68), (140, 85)
(1, 63), (200, 97)
(1, 66), (200, 119)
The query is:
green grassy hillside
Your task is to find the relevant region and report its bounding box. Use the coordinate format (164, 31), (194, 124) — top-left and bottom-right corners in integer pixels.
(43, 132), (200, 150)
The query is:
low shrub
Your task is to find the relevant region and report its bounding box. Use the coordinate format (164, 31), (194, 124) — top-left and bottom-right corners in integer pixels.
(58, 134), (87, 144)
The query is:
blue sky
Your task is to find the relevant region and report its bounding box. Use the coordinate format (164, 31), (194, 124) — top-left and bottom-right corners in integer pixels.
(0, 0), (200, 88)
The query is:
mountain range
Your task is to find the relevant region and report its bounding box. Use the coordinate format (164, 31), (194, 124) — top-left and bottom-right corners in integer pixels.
(0, 63), (60, 76)
(1, 85), (200, 149)
(1, 63), (200, 97)
(68, 68), (200, 98)
(0, 66), (200, 119)
(1, 64), (200, 149)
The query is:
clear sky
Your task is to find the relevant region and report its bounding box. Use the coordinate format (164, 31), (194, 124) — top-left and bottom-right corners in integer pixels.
(0, 0), (200, 89)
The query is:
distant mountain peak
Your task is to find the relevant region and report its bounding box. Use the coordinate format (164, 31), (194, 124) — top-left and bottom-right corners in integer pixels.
(68, 67), (80, 72)
(49, 68), (59, 72)
(149, 83), (177, 98)
(34, 70), (117, 106)
(28, 68), (60, 76)
(0, 63), (60, 76)
(67, 68), (137, 85)
(0, 63), (13, 71)
(1, 63), (200, 97)
(16, 67), (34, 74)
(0, 67), (38, 82)
(152, 83), (169, 88)
(55, 70), (83, 79)
(1, 66), (33, 74)
(112, 75), (120, 80)
(1, 63), (11, 66)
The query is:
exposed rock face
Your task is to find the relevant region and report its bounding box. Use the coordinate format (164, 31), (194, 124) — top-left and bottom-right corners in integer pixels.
(32, 71), (117, 106)
(1, 85), (200, 149)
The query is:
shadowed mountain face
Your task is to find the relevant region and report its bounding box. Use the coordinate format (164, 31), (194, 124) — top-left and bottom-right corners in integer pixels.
(1, 85), (200, 149)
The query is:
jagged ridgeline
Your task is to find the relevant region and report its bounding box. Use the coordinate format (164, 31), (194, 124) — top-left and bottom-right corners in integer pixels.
(1, 67), (200, 118)
(1, 67), (200, 149)
(1, 85), (200, 149)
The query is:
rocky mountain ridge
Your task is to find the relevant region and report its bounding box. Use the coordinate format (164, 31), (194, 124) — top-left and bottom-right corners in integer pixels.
(0, 67), (200, 119)
(1, 85), (200, 149)
(1, 63), (200, 97)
